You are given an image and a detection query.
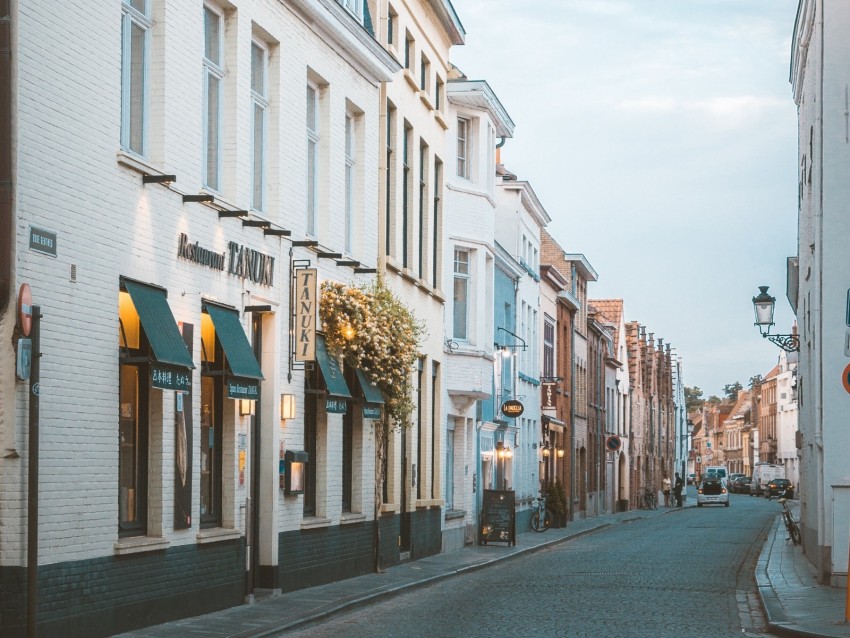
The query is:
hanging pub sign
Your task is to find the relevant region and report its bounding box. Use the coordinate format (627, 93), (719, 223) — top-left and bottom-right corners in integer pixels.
(227, 378), (260, 400)
(541, 382), (556, 411)
(500, 399), (524, 418)
(294, 268), (317, 362)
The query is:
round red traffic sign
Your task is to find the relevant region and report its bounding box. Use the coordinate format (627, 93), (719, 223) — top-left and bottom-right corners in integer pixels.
(17, 283), (32, 337)
(605, 435), (621, 452)
(842, 363), (850, 394)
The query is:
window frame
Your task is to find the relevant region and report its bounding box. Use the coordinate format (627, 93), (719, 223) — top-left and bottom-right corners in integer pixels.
(200, 312), (225, 528)
(306, 83), (320, 236)
(203, 4), (225, 191)
(120, 0), (152, 156)
(453, 248), (470, 341)
(250, 40), (269, 212)
(344, 112), (355, 255)
(457, 117), (470, 179)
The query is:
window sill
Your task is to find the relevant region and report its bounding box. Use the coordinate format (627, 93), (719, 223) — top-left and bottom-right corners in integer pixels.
(301, 516), (332, 530)
(434, 110), (449, 131)
(114, 535), (171, 556)
(340, 513), (367, 525)
(402, 69), (420, 92)
(196, 527), (242, 544)
(117, 150), (166, 178)
(380, 503), (399, 514)
(419, 91), (434, 111)
(445, 509), (466, 521)
(415, 498), (443, 508)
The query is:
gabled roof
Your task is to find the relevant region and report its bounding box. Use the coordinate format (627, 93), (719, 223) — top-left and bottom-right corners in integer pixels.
(590, 299), (624, 353)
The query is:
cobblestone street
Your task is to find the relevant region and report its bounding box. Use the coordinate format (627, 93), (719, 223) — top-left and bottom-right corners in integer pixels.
(284, 495), (776, 638)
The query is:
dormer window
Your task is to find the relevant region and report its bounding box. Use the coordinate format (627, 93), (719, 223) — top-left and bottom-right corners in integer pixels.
(340, 0), (363, 22)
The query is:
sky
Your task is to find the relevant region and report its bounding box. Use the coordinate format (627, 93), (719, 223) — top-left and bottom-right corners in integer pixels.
(450, 0), (801, 399)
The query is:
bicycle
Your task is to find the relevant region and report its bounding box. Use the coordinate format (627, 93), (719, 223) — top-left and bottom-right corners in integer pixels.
(641, 486), (657, 510)
(778, 490), (801, 545)
(530, 494), (553, 532)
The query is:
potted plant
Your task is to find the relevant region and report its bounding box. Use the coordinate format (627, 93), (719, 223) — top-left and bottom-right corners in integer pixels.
(545, 480), (568, 528)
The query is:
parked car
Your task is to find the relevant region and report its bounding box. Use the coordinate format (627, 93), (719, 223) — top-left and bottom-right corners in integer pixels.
(687, 473), (696, 485)
(729, 473), (744, 484)
(730, 476), (751, 494)
(765, 478), (794, 499)
(751, 462), (784, 496)
(697, 477), (729, 507)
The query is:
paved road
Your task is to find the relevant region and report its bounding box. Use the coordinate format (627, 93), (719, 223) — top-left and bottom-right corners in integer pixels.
(282, 493), (778, 638)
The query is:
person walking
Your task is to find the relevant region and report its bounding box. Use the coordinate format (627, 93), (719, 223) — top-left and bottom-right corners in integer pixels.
(673, 472), (684, 508)
(662, 474), (672, 507)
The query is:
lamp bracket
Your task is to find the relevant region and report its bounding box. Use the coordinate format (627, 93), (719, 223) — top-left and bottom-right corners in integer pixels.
(496, 326), (527, 351)
(763, 333), (799, 353)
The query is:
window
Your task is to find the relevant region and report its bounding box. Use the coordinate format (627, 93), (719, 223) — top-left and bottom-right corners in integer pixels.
(203, 5), (224, 190)
(385, 101), (395, 257)
(251, 42), (268, 211)
(306, 84), (319, 236)
(200, 312), (224, 526)
(342, 399), (354, 512)
(402, 122), (411, 268)
(418, 141), (427, 276)
(120, 0), (151, 155)
(387, 5), (397, 47)
(432, 158), (442, 287)
(340, 0), (362, 22)
(445, 423), (455, 509)
(345, 113), (355, 254)
(457, 117), (470, 179)
(544, 317), (555, 378)
(435, 76), (443, 111)
(453, 249), (469, 340)
(404, 31), (413, 70)
(420, 54), (430, 93)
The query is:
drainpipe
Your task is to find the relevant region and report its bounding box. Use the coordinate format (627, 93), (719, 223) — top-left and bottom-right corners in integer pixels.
(0, 0), (13, 316)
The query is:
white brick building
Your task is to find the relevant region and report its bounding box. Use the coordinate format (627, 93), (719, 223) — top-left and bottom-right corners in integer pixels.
(0, 1), (397, 635)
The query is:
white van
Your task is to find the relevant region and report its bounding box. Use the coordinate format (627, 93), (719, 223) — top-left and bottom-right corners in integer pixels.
(751, 463), (784, 496)
(703, 466), (728, 484)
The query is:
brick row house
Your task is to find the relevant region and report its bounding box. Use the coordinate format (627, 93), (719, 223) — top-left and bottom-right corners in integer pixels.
(0, 1), (688, 635)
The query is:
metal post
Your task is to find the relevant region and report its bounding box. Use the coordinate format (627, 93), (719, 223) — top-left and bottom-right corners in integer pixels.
(27, 306), (41, 638)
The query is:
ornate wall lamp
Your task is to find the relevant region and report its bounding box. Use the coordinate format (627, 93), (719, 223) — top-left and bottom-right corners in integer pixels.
(752, 286), (798, 352)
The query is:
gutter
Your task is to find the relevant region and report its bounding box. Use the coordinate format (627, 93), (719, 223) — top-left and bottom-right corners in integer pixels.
(0, 0), (12, 315)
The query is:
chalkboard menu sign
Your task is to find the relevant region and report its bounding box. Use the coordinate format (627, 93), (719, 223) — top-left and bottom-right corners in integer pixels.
(481, 489), (516, 545)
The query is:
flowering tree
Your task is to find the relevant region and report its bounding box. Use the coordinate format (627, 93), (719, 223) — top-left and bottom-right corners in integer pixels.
(319, 278), (423, 570)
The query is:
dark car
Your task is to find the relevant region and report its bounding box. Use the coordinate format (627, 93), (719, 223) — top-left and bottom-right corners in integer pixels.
(730, 476), (751, 494)
(697, 478), (729, 507)
(765, 478), (793, 499)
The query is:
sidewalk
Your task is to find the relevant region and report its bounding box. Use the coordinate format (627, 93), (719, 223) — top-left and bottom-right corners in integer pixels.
(756, 500), (850, 638)
(116, 497), (849, 638)
(115, 504), (675, 638)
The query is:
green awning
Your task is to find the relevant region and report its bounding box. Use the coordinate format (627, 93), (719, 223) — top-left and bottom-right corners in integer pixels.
(203, 302), (264, 380)
(315, 335), (351, 399)
(122, 278), (194, 370)
(355, 368), (384, 405)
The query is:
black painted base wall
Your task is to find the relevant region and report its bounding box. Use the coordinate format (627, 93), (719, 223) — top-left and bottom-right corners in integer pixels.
(378, 514), (401, 568)
(0, 540), (245, 638)
(278, 521), (375, 593)
(408, 507), (442, 559)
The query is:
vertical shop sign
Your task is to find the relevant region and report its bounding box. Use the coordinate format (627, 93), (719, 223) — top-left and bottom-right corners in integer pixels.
(295, 268), (317, 362)
(174, 323), (194, 529)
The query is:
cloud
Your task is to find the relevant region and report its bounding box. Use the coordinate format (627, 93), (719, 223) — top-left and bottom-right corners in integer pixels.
(616, 95), (788, 126)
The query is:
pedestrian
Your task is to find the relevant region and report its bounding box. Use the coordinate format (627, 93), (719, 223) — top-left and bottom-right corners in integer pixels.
(662, 474), (671, 507)
(674, 472), (684, 508)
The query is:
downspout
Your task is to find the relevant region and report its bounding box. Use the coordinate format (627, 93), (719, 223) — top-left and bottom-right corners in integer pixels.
(0, 0), (12, 316)
(569, 311), (576, 520)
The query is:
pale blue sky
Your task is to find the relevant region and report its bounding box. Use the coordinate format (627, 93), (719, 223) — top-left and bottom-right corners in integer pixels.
(451, 0), (800, 398)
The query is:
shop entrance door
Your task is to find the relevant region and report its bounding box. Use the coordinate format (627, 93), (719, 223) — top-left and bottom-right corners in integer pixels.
(400, 427), (410, 553)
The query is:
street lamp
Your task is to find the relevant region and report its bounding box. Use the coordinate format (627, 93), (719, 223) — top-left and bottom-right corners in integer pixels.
(751, 286), (798, 352)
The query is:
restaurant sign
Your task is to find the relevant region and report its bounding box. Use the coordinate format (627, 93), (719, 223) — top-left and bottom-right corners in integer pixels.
(541, 382), (556, 411)
(500, 399), (524, 418)
(177, 233), (274, 286)
(363, 406), (382, 419)
(326, 399), (347, 414)
(152, 365), (191, 392)
(227, 378), (260, 400)
(294, 268), (317, 362)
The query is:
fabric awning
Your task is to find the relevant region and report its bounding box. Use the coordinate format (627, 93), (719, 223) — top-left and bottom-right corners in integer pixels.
(122, 278), (194, 370)
(315, 335), (352, 399)
(354, 368), (384, 405)
(203, 302), (264, 380)
(543, 414), (566, 432)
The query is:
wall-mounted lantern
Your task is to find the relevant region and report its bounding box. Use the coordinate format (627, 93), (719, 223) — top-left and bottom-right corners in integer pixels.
(284, 450), (308, 494)
(280, 394), (296, 420)
(239, 399), (255, 416)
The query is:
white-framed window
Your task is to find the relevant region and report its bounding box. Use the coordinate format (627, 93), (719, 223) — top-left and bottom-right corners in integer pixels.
(120, 0), (151, 156)
(387, 5), (397, 48)
(420, 53), (430, 93)
(340, 0), (363, 22)
(203, 4), (224, 191)
(306, 84), (319, 236)
(344, 113), (355, 254)
(453, 248), (470, 340)
(251, 41), (268, 212)
(435, 76), (443, 111)
(543, 316), (555, 378)
(457, 117), (470, 179)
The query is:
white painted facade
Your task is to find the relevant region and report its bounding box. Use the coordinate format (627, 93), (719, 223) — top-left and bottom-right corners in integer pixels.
(0, 0), (397, 632)
(790, 0), (850, 585)
(442, 79), (514, 549)
(775, 351), (799, 500)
